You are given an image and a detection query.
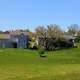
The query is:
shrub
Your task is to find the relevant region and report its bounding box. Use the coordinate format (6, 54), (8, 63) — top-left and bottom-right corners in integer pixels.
(39, 49), (46, 57)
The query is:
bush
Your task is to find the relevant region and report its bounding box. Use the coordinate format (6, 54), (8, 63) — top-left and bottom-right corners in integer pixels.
(39, 49), (45, 54)
(39, 49), (46, 57)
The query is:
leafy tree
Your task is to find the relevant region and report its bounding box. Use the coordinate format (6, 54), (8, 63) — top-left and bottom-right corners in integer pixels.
(29, 37), (38, 49)
(25, 29), (31, 32)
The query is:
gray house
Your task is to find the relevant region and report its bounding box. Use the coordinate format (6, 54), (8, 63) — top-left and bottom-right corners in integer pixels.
(0, 32), (29, 48)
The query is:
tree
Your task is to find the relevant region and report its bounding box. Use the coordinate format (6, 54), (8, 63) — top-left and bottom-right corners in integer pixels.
(47, 24), (64, 50)
(35, 24), (64, 50)
(67, 24), (79, 36)
(36, 24), (64, 38)
(47, 24), (64, 38)
(35, 26), (47, 38)
(35, 26), (47, 50)
(25, 29), (31, 32)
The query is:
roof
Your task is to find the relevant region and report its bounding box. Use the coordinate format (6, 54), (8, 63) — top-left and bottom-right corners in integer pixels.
(63, 35), (76, 39)
(10, 30), (34, 35)
(0, 30), (36, 39)
(0, 33), (10, 39)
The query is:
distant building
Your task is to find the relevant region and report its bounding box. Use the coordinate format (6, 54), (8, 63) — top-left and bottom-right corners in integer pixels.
(0, 30), (29, 48)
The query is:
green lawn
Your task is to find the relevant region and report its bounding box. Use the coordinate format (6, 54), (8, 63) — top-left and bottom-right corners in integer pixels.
(0, 44), (80, 80)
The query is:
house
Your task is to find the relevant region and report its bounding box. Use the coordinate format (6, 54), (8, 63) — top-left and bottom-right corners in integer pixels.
(0, 30), (29, 48)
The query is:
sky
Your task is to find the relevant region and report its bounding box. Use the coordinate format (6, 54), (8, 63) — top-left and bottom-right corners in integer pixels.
(0, 0), (80, 31)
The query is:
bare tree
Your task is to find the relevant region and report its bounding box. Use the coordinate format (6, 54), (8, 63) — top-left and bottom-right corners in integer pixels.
(35, 24), (64, 50)
(35, 26), (47, 38)
(35, 26), (47, 49)
(47, 24), (64, 38)
(67, 24), (79, 36)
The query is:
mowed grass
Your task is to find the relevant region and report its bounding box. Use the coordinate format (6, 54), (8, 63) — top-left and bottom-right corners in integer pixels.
(0, 44), (80, 80)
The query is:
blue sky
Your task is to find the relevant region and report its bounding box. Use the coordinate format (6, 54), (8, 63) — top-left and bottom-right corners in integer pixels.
(0, 0), (80, 31)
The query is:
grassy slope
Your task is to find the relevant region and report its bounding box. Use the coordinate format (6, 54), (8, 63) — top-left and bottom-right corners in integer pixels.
(0, 44), (80, 80)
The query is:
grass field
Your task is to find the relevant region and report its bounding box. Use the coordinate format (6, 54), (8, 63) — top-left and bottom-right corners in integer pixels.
(0, 44), (80, 80)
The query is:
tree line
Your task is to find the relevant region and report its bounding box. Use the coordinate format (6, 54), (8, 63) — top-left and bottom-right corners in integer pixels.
(35, 24), (80, 50)
(35, 24), (80, 38)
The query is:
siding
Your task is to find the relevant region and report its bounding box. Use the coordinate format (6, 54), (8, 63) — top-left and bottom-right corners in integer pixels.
(0, 34), (29, 48)
(0, 39), (12, 48)
(11, 34), (29, 48)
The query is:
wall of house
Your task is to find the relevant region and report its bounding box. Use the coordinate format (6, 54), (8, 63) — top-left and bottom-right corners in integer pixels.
(0, 39), (12, 48)
(0, 34), (29, 48)
(11, 34), (29, 48)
